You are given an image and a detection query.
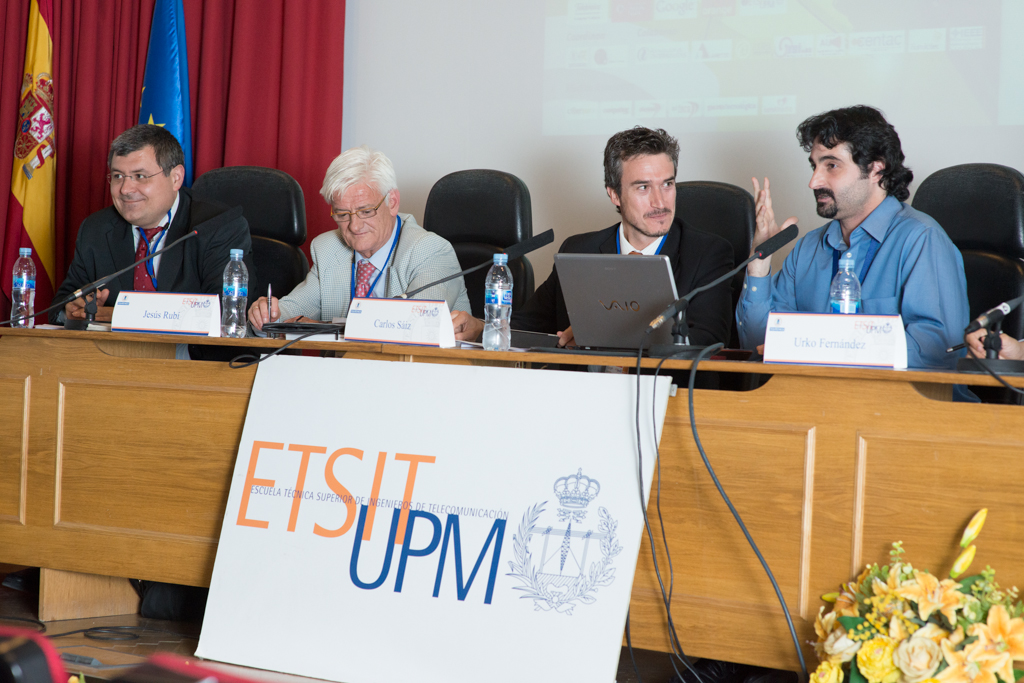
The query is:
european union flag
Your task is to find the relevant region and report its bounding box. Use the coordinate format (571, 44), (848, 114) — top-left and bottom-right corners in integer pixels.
(138, 0), (193, 185)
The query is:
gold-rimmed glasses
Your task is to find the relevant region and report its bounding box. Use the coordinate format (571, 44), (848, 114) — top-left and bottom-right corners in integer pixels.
(330, 194), (387, 225)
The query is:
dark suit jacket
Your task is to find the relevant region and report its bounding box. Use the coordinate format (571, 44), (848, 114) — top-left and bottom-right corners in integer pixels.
(512, 218), (734, 347)
(51, 188), (259, 323)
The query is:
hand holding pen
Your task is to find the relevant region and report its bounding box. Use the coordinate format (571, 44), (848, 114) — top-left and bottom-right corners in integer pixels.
(245, 282), (280, 332)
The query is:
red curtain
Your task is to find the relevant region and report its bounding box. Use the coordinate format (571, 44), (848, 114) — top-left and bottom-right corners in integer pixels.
(0, 0), (345, 311)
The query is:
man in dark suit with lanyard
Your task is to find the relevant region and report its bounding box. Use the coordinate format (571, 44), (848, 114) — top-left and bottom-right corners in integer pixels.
(452, 126), (734, 347)
(50, 125), (257, 324)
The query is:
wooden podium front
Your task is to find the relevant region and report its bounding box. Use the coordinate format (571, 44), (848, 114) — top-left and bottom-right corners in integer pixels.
(2, 329), (1023, 671)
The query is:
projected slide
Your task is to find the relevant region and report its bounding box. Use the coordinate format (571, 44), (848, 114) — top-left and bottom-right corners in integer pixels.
(542, 0), (1022, 135)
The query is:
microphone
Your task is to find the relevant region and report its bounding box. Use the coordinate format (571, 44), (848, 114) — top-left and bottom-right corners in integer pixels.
(964, 294), (1024, 334)
(648, 224), (799, 331)
(68, 229), (200, 303)
(399, 229), (555, 299)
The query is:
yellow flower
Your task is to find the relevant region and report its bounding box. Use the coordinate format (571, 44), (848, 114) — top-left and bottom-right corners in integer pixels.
(951, 546), (977, 579)
(914, 623), (951, 645)
(961, 509), (988, 548)
(822, 592), (840, 603)
(857, 636), (901, 683)
(897, 571), (963, 624)
(836, 589), (861, 618)
(937, 633), (1002, 683)
(813, 661), (844, 683)
(894, 636), (943, 683)
(967, 605), (1024, 683)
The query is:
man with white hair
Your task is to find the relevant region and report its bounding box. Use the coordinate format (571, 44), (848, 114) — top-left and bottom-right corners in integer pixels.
(247, 146), (470, 329)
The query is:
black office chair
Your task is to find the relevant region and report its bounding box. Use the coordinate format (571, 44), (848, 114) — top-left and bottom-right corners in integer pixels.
(675, 180), (755, 350)
(192, 166), (310, 297)
(912, 163), (1024, 403)
(423, 170), (535, 318)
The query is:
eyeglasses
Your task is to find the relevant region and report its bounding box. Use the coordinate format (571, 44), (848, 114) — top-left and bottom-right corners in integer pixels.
(107, 171), (165, 186)
(330, 194), (387, 224)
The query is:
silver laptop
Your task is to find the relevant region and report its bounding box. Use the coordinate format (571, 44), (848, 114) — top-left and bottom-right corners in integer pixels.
(554, 253), (679, 348)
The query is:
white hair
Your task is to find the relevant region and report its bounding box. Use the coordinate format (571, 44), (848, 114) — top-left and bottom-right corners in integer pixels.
(319, 145), (398, 204)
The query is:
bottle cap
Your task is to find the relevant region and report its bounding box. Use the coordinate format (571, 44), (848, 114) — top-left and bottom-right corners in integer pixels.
(838, 251), (855, 269)
(492, 253), (508, 265)
(18, 248), (31, 257)
(230, 249), (243, 258)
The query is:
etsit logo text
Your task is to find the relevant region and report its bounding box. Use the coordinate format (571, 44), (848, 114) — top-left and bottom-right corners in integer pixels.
(236, 441), (506, 604)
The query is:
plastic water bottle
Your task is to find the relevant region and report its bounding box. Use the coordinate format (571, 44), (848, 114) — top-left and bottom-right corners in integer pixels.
(482, 253), (513, 351)
(11, 247), (35, 328)
(829, 251), (862, 314)
(221, 249), (248, 338)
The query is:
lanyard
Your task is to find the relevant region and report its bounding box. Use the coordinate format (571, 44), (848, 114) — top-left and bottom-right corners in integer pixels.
(350, 216), (402, 301)
(832, 235), (880, 283)
(616, 231), (667, 255)
(137, 209), (172, 289)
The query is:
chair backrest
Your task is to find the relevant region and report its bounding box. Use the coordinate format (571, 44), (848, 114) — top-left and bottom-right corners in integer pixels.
(251, 236), (310, 299)
(675, 180), (755, 349)
(912, 164), (1024, 339)
(192, 166), (307, 245)
(424, 170), (535, 317)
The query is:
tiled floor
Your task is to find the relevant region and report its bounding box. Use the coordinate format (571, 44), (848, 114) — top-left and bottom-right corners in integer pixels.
(0, 569), (681, 682)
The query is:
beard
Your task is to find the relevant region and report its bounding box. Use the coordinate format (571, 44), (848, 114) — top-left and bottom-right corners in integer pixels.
(814, 189), (838, 219)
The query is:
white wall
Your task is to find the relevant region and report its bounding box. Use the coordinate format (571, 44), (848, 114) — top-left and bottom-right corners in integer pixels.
(343, 0), (1024, 283)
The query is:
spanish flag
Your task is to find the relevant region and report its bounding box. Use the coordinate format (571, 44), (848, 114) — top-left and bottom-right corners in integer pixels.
(3, 0), (56, 320)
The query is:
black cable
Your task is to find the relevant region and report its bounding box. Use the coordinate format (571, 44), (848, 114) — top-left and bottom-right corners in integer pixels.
(625, 610), (643, 683)
(0, 615), (46, 632)
(632, 331), (704, 683)
(965, 355), (1024, 396)
(684, 345), (809, 682)
(228, 324), (344, 369)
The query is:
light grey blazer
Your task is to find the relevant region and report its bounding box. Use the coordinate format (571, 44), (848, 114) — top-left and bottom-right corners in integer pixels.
(278, 213), (471, 321)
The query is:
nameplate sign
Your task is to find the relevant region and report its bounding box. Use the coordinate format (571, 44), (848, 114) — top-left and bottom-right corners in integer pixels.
(343, 298), (455, 347)
(763, 312), (907, 368)
(111, 291), (221, 336)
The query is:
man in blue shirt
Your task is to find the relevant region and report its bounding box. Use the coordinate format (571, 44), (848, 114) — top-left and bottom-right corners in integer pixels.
(736, 105), (969, 377)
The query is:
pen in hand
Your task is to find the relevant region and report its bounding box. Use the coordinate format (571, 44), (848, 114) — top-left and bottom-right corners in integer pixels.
(947, 342), (966, 353)
(267, 283), (275, 322)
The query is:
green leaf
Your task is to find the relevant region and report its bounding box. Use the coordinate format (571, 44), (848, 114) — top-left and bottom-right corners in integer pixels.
(959, 575), (984, 593)
(1013, 669), (1024, 682)
(850, 659), (867, 683)
(839, 616), (868, 630)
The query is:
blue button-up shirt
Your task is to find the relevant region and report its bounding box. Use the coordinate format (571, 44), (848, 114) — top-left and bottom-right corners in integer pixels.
(737, 195), (969, 372)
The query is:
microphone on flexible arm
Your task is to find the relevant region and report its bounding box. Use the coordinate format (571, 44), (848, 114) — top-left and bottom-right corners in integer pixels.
(648, 223), (799, 332)
(1, 228), (203, 328)
(397, 229), (555, 299)
(964, 294), (1024, 335)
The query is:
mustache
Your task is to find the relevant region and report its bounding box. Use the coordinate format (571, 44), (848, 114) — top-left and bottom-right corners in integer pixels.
(814, 189), (835, 201)
(644, 208), (671, 218)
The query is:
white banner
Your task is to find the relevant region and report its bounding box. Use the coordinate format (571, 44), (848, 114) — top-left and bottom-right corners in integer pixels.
(197, 357), (670, 683)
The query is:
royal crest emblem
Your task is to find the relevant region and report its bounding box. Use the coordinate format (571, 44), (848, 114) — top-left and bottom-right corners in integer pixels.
(507, 468), (621, 615)
(15, 71), (55, 179)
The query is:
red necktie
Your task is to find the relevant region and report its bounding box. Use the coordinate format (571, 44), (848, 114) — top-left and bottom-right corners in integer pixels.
(354, 259), (376, 298)
(628, 250), (642, 255)
(133, 228), (164, 292)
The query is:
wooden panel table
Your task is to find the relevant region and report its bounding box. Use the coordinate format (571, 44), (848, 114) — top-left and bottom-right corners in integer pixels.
(2, 328), (1023, 671)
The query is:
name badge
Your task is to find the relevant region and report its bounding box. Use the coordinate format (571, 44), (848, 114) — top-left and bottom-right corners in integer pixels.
(344, 298), (455, 347)
(111, 291), (222, 337)
(763, 312), (907, 369)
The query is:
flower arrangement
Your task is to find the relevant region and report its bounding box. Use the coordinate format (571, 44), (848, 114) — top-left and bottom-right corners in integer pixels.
(813, 510), (1024, 683)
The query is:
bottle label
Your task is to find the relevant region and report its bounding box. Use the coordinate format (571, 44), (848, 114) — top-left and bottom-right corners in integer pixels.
(485, 288), (512, 305)
(13, 278), (34, 289)
(223, 284), (248, 297)
(830, 299), (861, 314)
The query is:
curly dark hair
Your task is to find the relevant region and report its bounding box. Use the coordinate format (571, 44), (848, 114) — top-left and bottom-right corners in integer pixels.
(796, 105), (912, 201)
(108, 124), (184, 175)
(603, 126), (679, 197)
